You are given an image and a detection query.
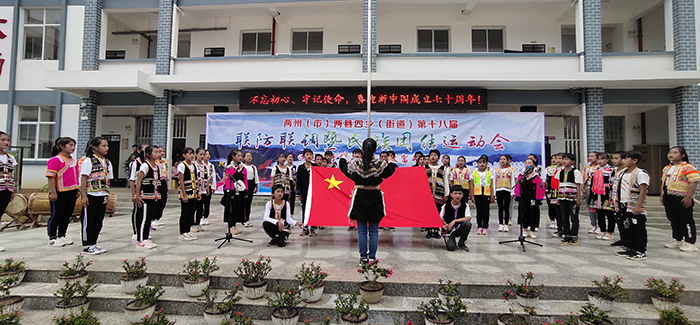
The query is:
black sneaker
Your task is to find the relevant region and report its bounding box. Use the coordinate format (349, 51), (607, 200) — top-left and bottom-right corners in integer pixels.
(616, 250), (634, 257)
(268, 239), (276, 247)
(432, 230), (441, 238)
(610, 240), (625, 247)
(568, 238), (579, 246)
(457, 243), (470, 252)
(626, 251), (647, 261)
(359, 258), (369, 265)
(426, 230), (433, 239)
(560, 237), (571, 245)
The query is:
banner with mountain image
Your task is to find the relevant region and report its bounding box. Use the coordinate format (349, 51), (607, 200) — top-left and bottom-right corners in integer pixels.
(207, 112), (544, 195)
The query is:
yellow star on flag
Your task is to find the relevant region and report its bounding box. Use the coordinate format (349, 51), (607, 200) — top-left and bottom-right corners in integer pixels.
(324, 174), (344, 191)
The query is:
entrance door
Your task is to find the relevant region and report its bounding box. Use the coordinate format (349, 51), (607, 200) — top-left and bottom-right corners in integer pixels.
(171, 139), (186, 163)
(563, 116), (582, 169)
(102, 134), (121, 181)
(604, 116), (625, 152)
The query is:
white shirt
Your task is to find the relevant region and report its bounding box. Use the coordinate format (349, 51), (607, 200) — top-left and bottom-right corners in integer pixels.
(80, 156), (113, 196)
(262, 201), (297, 226)
(244, 164), (260, 183)
(129, 160), (140, 181)
(620, 169), (650, 203)
(177, 161), (197, 175)
(493, 167), (517, 192)
(664, 164), (679, 187)
(138, 162), (157, 176)
(0, 154), (17, 166)
(475, 170), (489, 187)
(440, 201), (472, 222)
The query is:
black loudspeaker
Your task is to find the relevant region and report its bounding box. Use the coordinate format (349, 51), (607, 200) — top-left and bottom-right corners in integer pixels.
(214, 106), (229, 112)
(520, 106), (537, 112)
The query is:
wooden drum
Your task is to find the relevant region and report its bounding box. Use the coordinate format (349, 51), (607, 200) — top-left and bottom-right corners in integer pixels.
(28, 192), (118, 219)
(4, 194), (27, 217)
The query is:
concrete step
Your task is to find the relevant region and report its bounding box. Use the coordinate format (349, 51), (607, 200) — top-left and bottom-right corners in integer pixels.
(12, 282), (700, 325)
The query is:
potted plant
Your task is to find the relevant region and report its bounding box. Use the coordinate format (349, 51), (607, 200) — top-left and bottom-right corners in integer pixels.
(121, 257), (148, 294)
(201, 283), (242, 325)
(296, 262), (329, 303)
(53, 309), (100, 325)
(267, 285), (303, 325)
(221, 311), (254, 325)
(437, 279), (461, 304)
(497, 289), (534, 325)
(125, 283), (164, 324)
(181, 256), (220, 297)
(334, 292), (369, 325)
(0, 276), (24, 315)
(357, 260), (392, 304)
(647, 278), (685, 311)
(659, 307), (691, 325)
(0, 258), (25, 287)
(0, 311), (21, 324)
(234, 255), (272, 299)
(578, 303), (612, 325)
(505, 271), (543, 308)
(417, 296), (468, 325)
(57, 254), (92, 288)
(54, 277), (96, 318)
(588, 275), (628, 312)
(141, 309), (176, 325)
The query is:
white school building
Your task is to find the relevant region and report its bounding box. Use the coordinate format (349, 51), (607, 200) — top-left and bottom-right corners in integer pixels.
(0, 0), (699, 191)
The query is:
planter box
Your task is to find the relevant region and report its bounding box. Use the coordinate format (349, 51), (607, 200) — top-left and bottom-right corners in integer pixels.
(340, 312), (369, 325)
(183, 278), (209, 297)
(359, 281), (384, 304)
(651, 295), (681, 311)
(300, 284), (324, 303)
(0, 270), (25, 288)
(54, 299), (89, 319)
(243, 280), (268, 300)
(121, 276), (149, 294)
(271, 307), (299, 325)
(125, 300), (156, 324)
(57, 270), (88, 288)
(0, 295), (24, 315)
(204, 308), (230, 325)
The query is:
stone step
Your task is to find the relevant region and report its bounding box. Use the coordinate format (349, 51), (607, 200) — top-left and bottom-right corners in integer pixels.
(21, 270), (700, 307)
(12, 282), (700, 325)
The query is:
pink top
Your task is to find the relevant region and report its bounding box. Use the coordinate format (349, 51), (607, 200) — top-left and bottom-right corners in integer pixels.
(513, 174), (546, 200)
(224, 163), (248, 191)
(46, 154), (80, 192)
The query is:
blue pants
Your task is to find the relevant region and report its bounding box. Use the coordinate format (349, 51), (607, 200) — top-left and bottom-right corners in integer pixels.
(357, 221), (379, 260)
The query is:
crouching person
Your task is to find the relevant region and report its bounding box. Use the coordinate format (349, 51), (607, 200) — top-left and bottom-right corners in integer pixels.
(263, 184), (302, 247)
(440, 186), (472, 252)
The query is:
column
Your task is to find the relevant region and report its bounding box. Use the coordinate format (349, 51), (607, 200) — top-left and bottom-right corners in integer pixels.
(153, 0), (174, 149)
(585, 88), (605, 153)
(582, 0), (603, 153)
(77, 0), (103, 147)
(673, 0), (700, 165)
(362, 0), (376, 73)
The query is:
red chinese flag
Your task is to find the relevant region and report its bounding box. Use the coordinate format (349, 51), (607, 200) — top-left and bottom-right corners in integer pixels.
(304, 166), (443, 227)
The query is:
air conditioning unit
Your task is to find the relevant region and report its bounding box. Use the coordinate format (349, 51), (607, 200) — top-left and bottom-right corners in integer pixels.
(105, 50), (126, 60)
(204, 47), (225, 57)
(338, 44), (361, 54)
(378, 44), (401, 54)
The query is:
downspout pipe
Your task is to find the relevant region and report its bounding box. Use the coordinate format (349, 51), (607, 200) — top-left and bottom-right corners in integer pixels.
(271, 16), (276, 55)
(55, 0), (68, 138)
(6, 0), (20, 134)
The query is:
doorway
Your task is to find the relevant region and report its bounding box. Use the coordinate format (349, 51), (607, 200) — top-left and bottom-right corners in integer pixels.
(171, 139), (186, 164)
(101, 134), (122, 183)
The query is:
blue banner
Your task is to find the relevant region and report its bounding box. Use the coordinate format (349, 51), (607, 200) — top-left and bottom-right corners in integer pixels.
(207, 112), (544, 195)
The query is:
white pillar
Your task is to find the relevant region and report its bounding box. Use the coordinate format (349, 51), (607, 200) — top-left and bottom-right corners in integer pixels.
(575, 0), (585, 71)
(668, 104), (677, 147)
(664, 0), (674, 51)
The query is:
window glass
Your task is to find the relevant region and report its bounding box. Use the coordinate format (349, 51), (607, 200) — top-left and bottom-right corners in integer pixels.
(40, 106), (56, 122)
(307, 31), (323, 53)
(292, 32), (307, 53)
(18, 125), (36, 159)
(44, 26), (60, 60)
(472, 29), (487, 52)
(38, 124), (54, 158)
(24, 27), (43, 59)
(26, 9), (43, 24)
(434, 30), (449, 52)
(488, 29), (504, 52)
(241, 33), (257, 55)
(19, 106), (38, 122)
(417, 29), (433, 52)
(44, 9), (61, 25)
(257, 32), (271, 54)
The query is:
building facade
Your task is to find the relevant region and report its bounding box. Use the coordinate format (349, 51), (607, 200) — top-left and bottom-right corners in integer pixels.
(0, 0), (699, 188)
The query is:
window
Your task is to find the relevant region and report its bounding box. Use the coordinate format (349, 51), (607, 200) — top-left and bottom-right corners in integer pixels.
(16, 106), (55, 159)
(24, 9), (61, 60)
(417, 28), (449, 52)
(472, 28), (504, 52)
(241, 31), (271, 55)
(292, 30), (323, 54)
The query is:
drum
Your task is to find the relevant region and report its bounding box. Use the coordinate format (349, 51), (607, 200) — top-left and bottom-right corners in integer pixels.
(4, 194), (27, 217)
(27, 192), (51, 217)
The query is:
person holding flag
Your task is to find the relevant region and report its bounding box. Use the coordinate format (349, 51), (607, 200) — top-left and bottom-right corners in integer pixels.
(339, 138), (396, 265)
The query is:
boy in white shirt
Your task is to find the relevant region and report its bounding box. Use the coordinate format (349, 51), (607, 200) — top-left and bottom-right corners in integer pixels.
(440, 186), (472, 252)
(554, 153), (584, 245)
(263, 184), (303, 247)
(614, 151), (650, 260)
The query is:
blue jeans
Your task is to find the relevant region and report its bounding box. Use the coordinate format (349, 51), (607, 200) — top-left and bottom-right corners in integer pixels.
(357, 221), (379, 260)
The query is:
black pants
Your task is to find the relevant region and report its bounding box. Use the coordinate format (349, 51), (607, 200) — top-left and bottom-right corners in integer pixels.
(622, 211), (647, 253)
(547, 198), (561, 224)
(81, 195), (106, 246)
(474, 195), (491, 229)
(179, 198), (198, 235)
(135, 199), (157, 242)
(559, 200), (579, 239)
(155, 181), (167, 221)
(196, 193), (212, 225)
(0, 190), (12, 217)
(496, 191), (511, 224)
(596, 209), (615, 233)
(299, 196), (316, 230)
(518, 200), (539, 231)
(130, 203), (141, 235)
(288, 183), (296, 216)
(48, 190), (78, 240)
(446, 220), (472, 251)
(663, 194), (696, 244)
(244, 180), (256, 222)
(263, 221), (290, 247)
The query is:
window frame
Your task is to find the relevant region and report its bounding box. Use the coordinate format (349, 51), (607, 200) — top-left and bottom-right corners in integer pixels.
(240, 30), (273, 55)
(416, 27), (450, 53)
(22, 8), (62, 61)
(291, 29), (324, 54)
(471, 27), (506, 53)
(15, 106), (56, 160)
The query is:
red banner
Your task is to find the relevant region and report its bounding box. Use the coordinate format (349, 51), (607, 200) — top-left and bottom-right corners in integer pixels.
(305, 166), (443, 227)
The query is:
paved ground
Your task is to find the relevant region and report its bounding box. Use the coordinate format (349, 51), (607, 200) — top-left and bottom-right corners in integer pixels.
(1, 189), (699, 293)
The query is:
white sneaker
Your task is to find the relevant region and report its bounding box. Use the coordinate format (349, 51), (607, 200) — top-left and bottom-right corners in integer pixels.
(596, 232), (604, 239)
(504, 226), (510, 232)
(0, 247), (4, 252)
(588, 226), (597, 234)
(524, 229), (530, 237)
(136, 241), (153, 250)
(94, 245), (107, 254)
(680, 242), (698, 252)
(549, 223), (557, 229)
(594, 226), (601, 234)
(186, 232), (198, 240)
(178, 234), (194, 241)
(533, 228), (538, 232)
(48, 239), (64, 247)
(82, 245), (101, 255)
(243, 222), (252, 228)
(529, 232), (538, 239)
(191, 225), (203, 232)
(59, 237), (74, 245)
(200, 219), (210, 225)
(145, 240), (157, 248)
(151, 220), (161, 226)
(498, 225), (504, 232)
(665, 239), (682, 249)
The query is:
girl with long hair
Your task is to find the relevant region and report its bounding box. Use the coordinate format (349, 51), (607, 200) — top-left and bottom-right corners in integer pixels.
(661, 146), (699, 252)
(79, 137), (112, 254)
(152, 146), (168, 227)
(177, 147), (200, 241)
(271, 153), (293, 202)
(242, 152), (259, 227)
(223, 149), (248, 235)
(134, 146), (160, 249)
(339, 138), (396, 264)
(46, 137), (80, 247)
